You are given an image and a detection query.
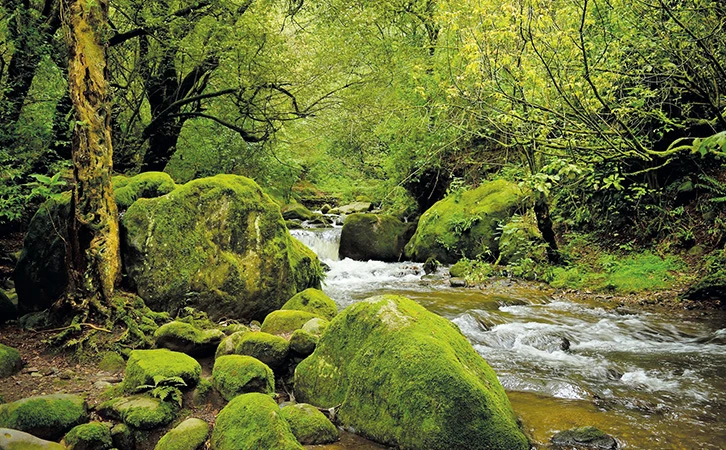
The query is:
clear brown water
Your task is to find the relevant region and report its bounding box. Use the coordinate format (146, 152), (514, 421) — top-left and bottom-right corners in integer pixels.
(293, 228), (726, 449)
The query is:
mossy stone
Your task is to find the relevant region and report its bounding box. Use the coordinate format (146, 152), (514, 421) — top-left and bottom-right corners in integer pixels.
(192, 377), (214, 406)
(551, 426), (617, 449)
(121, 174), (322, 321)
(0, 290), (16, 324)
(212, 355), (274, 401)
(279, 403), (339, 445)
(63, 422), (113, 450)
(231, 332), (289, 369)
(289, 329), (318, 356)
(337, 202), (371, 214)
(294, 295), (528, 450)
(98, 351), (125, 373)
(261, 310), (320, 336)
(281, 288), (337, 321)
(154, 321), (225, 357)
(0, 343), (21, 378)
(111, 423), (133, 450)
(154, 417), (209, 450)
(114, 172), (176, 211)
(0, 394), (89, 441)
(123, 349), (201, 393)
(404, 179), (525, 263)
(301, 318), (329, 336)
(215, 331), (249, 359)
(98, 395), (177, 430)
(281, 203), (313, 221)
(210, 393), (303, 450)
(449, 260), (468, 278)
(338, 213), (413, 262)
(222, 323), (250, 335)
(0, 427), (66, 450)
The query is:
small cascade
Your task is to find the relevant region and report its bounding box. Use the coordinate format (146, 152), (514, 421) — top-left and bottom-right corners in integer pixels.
(290, 227), (342, 262)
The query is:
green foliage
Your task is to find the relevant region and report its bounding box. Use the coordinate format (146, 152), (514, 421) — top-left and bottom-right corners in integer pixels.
(135, 375), (187, 408)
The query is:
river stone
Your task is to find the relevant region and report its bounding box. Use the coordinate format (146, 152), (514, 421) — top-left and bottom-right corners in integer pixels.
(63, 422), (113, 450)
(281, 203), (313, 221)
(0, 343), (21, 378)
(279, 403), (338, 445)
(261, 310), (320, 336)
(0, 427), (66, 450)
(155, 417), (209, 450)
(98, 395), (177, 430)
(337, 202), (372, 215)
(281, 288), (338, 321)
(154, 321), (225, 357)
(121, 174), (323, 321)
(551, 426), (617, 449)
(339, 213), (413, 262)
(404, 179), (525, 264)
(212, 355), (274, 401)
(294, 295), (528, 450)
(123, 349), (201, 393)
(210, 393), (303, 450)
(0, 394), (89, 441)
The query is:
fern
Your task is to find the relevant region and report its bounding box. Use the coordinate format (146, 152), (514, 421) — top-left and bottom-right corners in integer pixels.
(134, 376), (187, 407)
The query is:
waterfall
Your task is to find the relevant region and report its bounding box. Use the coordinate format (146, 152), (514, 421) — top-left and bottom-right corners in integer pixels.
(290, 228), (342, 262)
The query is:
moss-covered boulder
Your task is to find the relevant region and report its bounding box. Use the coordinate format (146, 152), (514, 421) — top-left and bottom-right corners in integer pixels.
(210, 393), (303, 450)
(404, 180), (525, 264)
(339, 214), (413, 262)
(301, 318), (329, 336)
(281, 203), (313, 221)
(0, 290), (16, 324)
(281, 288), (337, 321)
(551, 426), (617, 449)
(121, 174), (322, 321)
(294, 295), (528, 450)
(154, 321), (225, 357)
(338, 202), (371, 215)
(114, 172), (176, 211)
(0, 343), (21, 378)
(111, 423), (133, 450)
(63, 422), (113, 450)
(289, 329), (318, 356)
(0, 428), (65, 450)
(212, 355), (274, 401)
(98, 395), (177, 430)
(280, 403), (339, 445)
(261, 310), (320, 336)
(123, 349), (201, 393)
(225, 331), (289, 369)
(155, 417), (209, 450)
(215, 331), (249, 359)
(0, 394), (89, 441)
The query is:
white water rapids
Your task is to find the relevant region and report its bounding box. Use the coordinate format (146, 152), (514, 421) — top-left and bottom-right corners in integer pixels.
(290, 227), (726, 448)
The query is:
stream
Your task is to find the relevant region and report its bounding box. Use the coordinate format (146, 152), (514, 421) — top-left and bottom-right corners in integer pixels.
(291, 226), (726, 449)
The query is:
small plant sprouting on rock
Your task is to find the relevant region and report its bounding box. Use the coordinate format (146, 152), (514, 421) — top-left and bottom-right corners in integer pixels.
(135, 375), (187, 407)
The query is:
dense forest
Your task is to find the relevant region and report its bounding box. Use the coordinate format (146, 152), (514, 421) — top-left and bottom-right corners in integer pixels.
(0, 1), (724, 449)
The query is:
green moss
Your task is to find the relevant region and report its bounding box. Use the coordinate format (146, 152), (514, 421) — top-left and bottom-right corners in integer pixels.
(121, 174), (322, 321)
(232, 332), (289, 369)
(216, 331), (249, 359)
(192, 377), (214, 406)
(0, 343), (21, 378)
(282, 288), (337, 321)
(114, 171), (176, 210)
(261, 310), (320, 336)
(154, 321), (224, 356)
(213, 355), (274, 401)
(98, 351), (125, 373)
(63, 422), (112, 450)
(279, 403), (338, 445)
(289, 329), (318, 356)
(123, 349), (201, 393)
(210, 393), (303, 450)
(222, 323), (250, 335)
(294, 295), (528, 450)
(301, 318), (329, 336)
(404, 179), (525, 263)
(498, 214), (546, 265)
(99, 395), (177, 430)
(281, 203), (313, 221)
(0, 394), (89, 441)
(338, 213), (411, 262)
(154, 418), (209, 450)
(0, 428), (66, 450)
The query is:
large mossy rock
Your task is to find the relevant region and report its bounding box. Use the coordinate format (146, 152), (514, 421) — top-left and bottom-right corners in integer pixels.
(219, 331), (290, 369)
(123, 349), (201, 393)
(0, 427), (66, 450)
(279, 403), (339, 445)
(114, 172), (176, 211)
(294, 295), (528, 450)
(0, 343), (22, 378)
(154, 417), (209, 450)
(404, 180), (525, 264)
(154, 321), (224, 357)
(122, 174), (322, 320)
(212, 355), (274, 401)
(0, 394), (89, 441)
(339, 214), (413, 262)
(63, 422), (113, 450)
(210, 393), (303, 450)
(261, 310), (320, 336)
(98, 395), (177, 430)
(281, 288), (337, 321)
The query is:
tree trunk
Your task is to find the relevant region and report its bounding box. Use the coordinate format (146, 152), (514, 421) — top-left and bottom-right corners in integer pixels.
(60, 0), (120, 315)
(533, 199), (561, 265)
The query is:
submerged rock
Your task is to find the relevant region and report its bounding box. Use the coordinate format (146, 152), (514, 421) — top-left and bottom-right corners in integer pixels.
(0, 343), (21, 378)
(294, 295), (528, 450)
(279, 403), (339, 445)
(210, 393), (302, 450)
(122, 174), (323, 321)
(281, 288), (338, 321)
(155, 417), (209, 450)
(212, 355), (274, 401)
(404, 179), (525, 263)
(123, 349), (201, 393)
(338, 213), (413, 262)
(0, 394), (89, 441)
(0, 427), (65, 450)
(551, 426), (617, 449)
(154, 321), (224, 357)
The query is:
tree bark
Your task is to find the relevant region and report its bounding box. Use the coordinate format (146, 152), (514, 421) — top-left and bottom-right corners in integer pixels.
(61, 0), (120, 314)
(533, 199), (561, 265)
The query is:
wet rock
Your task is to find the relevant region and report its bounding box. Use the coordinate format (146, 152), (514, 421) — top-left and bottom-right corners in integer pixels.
(450, 277), (468, 288)
(423, 257), (440, 275)
(338, 213), (413, 262)
(155, 417), (209, 450)
(279, 403), (339, 445)
(560, 337), (571, 351)
(0, 343), (22, 378)
(153, 321), (224, 357)
(212, 355), (274, 401)
(0, 394), (89, 440)
(63, 422), (113, 450)
(337, 202), (372, 215)
(551, 426), (617, 449)
(0, 427), (65, 450)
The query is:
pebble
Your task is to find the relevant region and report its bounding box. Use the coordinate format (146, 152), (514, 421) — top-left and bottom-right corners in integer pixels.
(22, 367), (39, 374)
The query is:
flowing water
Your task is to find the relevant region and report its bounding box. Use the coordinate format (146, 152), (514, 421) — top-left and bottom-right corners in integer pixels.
(291, 227), (726, 449)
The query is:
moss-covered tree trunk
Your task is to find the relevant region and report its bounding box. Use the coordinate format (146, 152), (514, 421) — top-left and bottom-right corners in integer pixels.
(59, 0), (120, 316)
